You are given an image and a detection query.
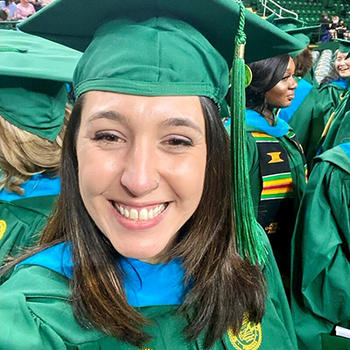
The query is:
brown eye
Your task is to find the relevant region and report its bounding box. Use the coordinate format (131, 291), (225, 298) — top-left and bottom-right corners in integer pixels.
(164, 137), (193, 147)
(93, 132), (124, 143)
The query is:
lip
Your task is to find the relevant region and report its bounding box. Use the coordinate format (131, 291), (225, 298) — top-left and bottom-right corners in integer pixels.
(109, 200), (170, 230)
(113, 200), (166, 209)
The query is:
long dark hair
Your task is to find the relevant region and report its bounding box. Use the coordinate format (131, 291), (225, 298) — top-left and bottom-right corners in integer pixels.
(1, 95), (265, 348)
(246, 54), (290, 114)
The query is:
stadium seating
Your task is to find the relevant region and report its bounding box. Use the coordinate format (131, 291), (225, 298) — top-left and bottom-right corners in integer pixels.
(243, 0), (350, 26)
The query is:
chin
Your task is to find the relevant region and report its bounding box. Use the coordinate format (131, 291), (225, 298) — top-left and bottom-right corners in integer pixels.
(282, 100), (292, 107)
(115, 241), (169, 263)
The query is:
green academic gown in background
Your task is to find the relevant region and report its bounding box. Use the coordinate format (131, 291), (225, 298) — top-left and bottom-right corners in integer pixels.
(317, 90), (350, 156)
(287, 80), (349, 167)
(0, 231), (298, 350)
(0, 196), (57, 265)
(246, 110), (306, 279)
(0, 175), (60, 270)
(291, 142), (350, 350)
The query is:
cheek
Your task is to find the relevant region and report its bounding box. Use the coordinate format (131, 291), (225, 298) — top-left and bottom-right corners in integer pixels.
(266, 84), (287, 104)
(164, 149), (207, 205)
(77, 147), (120, 197)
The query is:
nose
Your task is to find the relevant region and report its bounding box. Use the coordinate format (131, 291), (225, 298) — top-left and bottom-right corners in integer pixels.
(120, 143), (160, 197)
(290, 76), (298, 90)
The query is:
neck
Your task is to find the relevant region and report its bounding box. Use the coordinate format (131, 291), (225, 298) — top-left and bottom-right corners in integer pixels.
(262, 108), (275, 126)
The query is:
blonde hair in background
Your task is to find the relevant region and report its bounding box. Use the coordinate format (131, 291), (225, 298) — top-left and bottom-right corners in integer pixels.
(0, 106), (71, 195)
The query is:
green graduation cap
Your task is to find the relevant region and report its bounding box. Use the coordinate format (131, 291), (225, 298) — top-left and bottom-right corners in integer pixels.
(18, 0), (305, 264)
(0, 29), (82, 141)
(317, 39), (350, 57)
(271, 17), (320, 48)
(337, 39), (350, 58)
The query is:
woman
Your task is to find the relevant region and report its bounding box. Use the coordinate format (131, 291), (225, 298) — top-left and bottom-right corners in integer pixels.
(291, 142), (350, 350)
(0, 0), (304, 349)
(245, 54), (307, 283)
(316, 44), (350, 155)
(4, 0), (17, 20)
(0, 29), (81, 269)
(16, 0), (35, 19)
(281, 44), (350, 168)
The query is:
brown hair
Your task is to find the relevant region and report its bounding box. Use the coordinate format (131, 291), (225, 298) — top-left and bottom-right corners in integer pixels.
(0, 107), (70, 195)
(1, 96), (265, 348)
(294, 47), (313, 78)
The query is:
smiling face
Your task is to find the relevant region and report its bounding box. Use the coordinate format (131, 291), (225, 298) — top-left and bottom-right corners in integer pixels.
(335, 51), (350, 78)
(265, 56), (297, 108)
(76, 92), (207, 263)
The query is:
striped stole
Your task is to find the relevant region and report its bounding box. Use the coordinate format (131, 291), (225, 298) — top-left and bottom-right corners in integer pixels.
(251, 131), (306, 235)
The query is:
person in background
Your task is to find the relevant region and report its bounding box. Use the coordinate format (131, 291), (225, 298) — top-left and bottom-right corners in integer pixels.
(329, 15), (340, 39)
(336, 19), (347, 39)
(0, 0), (304, 349)
(4, 0), (17, 20)
(41, 0), (54, 6)
(244, 54), (306, 288)
(0, 29), (81, 273)
(30, 0), (42, 12)
(311, 41), (350, 159)
(0, 8), (7, 20)
(319, 12), (331, 42)
(16, 0), (35, 19)
(291, 141), (350, 350)
(293, 47), (314, 81)
(280, 42), (350, 170)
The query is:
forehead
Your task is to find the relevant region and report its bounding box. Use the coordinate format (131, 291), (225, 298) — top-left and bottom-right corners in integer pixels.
(336, 51), (349, 59)
(286, 56), (295, 70)
(80, 91), (205, 127)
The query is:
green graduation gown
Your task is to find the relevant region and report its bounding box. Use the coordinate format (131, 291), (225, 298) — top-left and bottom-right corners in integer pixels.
(0, 196), (57, 265)
(291, 142), (350, 350)
(246, 110), (306, 278)
(286, 80), (349, 167)
(317, 90), (350, 156)
(0, 175), (59, 268)
(0, 232), (298, 350)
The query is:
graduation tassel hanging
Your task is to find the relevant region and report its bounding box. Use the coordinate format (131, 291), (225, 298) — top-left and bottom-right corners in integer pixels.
(230, 0), (267, 265)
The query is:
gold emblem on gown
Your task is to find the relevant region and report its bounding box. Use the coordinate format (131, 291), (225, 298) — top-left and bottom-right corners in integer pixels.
(228, 315), (262, 350)
(0, 220), (6, 240)
(267, 152), (284, 164)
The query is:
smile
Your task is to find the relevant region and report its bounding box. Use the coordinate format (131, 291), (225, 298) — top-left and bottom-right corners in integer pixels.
(113, 202), (168, 221)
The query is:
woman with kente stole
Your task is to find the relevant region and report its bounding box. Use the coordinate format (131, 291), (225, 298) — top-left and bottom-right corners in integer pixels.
(244, 54), (307, 285)
(0, 0), (304, 349)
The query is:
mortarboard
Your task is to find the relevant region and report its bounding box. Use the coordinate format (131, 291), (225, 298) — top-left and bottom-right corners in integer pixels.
(0, 29), (81, 140)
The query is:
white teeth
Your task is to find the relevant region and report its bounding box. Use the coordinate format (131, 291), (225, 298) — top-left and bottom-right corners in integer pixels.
(130, 208), (138, 220)
(153, 206), (159, 216)
(115, 203), (167, 221)
(139, 208), (148, 220)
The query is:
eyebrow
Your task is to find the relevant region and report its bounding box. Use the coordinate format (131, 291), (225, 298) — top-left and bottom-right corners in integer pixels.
(87, 110), (127, 123)
(86, 111), (203, 134)
(160, 117), (203, 134)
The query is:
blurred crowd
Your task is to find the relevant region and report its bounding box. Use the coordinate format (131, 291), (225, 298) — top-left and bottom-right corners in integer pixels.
(320, 12), (350, 41)
(0, 0), (54, 21)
